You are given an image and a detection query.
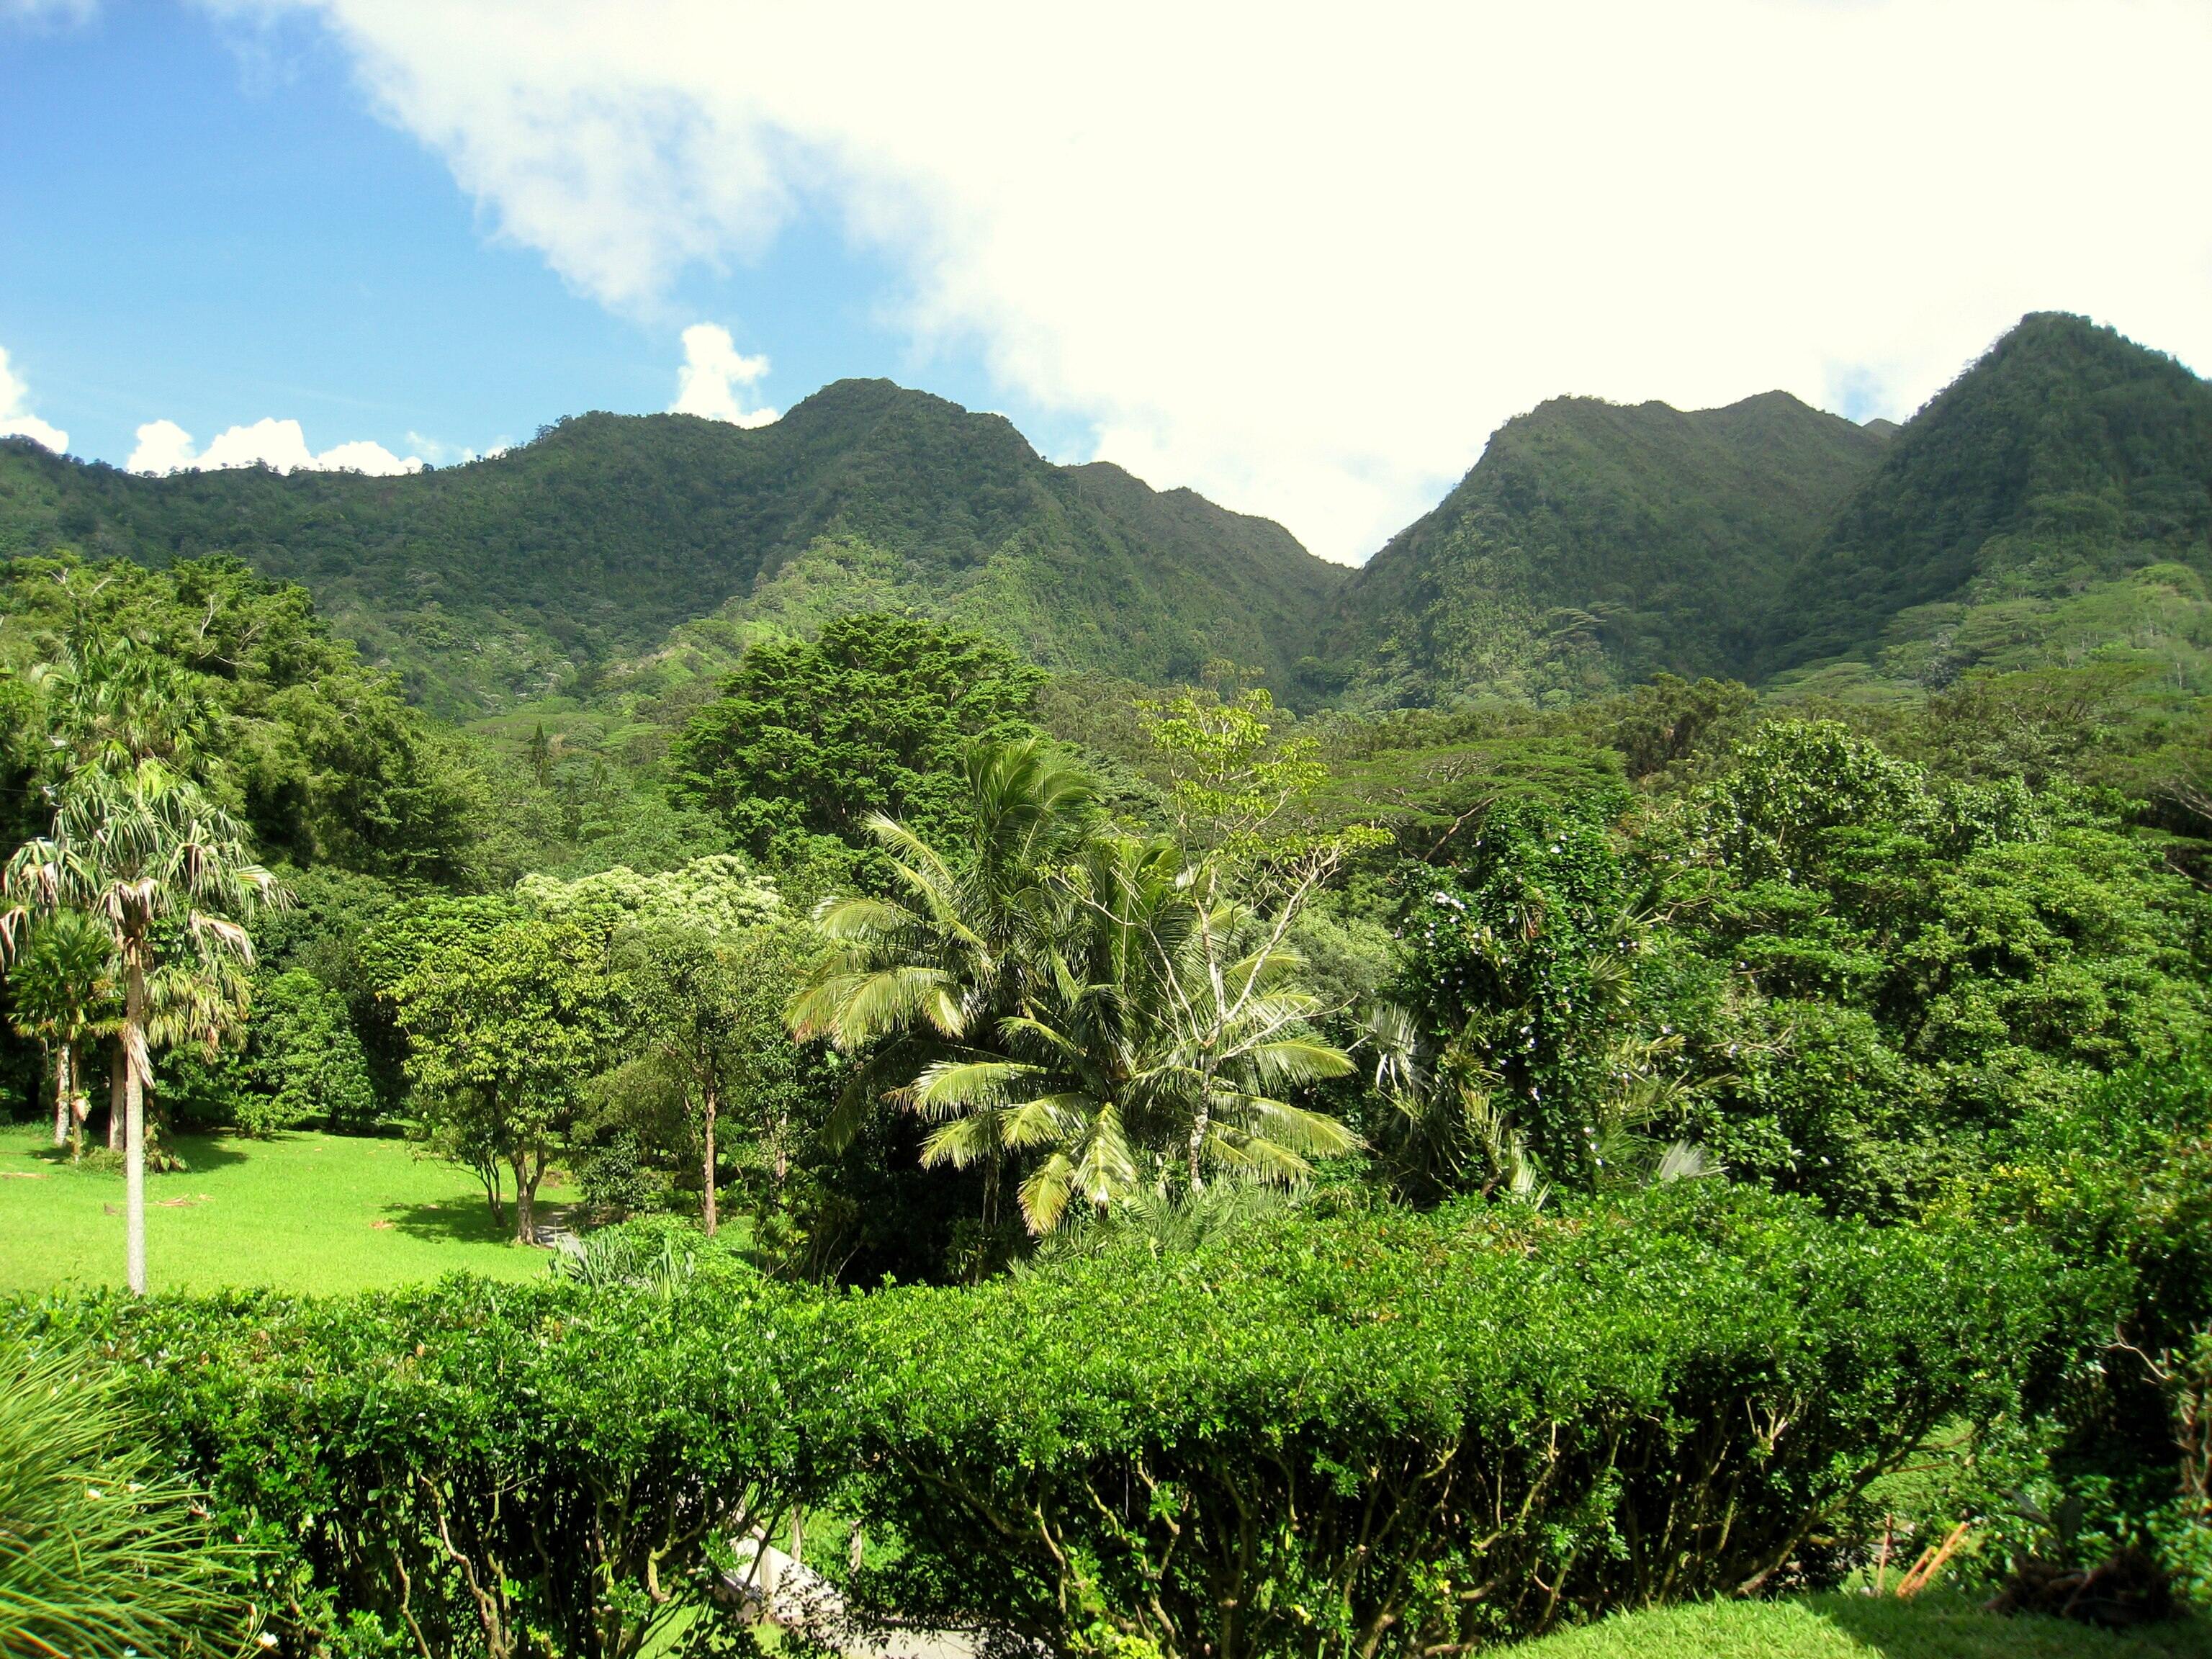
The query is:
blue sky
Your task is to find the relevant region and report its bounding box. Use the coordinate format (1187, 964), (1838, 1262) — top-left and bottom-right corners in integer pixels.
(3, 2), (2206, 562)
(0, 4), (1089, 474)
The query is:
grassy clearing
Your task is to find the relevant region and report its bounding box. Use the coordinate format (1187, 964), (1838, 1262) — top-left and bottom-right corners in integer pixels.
(0, 1123), (572, 1296)
(1515, 1595), (2212, 1659)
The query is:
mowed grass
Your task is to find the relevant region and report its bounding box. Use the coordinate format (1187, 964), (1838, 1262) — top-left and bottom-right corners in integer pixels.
(0, 1123), (573, 1295)
(1516, 1595), (2212, 1659)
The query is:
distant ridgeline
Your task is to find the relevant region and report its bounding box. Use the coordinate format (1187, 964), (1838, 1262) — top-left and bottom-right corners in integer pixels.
(1317, 312), (2212, 708)
(0, 314), (2205, 716)
(0, 379), (1342, 716)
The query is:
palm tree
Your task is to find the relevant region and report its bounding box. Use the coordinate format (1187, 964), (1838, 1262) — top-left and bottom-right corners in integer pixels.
(30, 625), (218, 782)
(909, 830), (1354, 1232)
(1, 760), (284, 1294)
(790, 738), (1099, 1223)
(6, 909), (117, 1157)
(793, 741), (1356, 1236)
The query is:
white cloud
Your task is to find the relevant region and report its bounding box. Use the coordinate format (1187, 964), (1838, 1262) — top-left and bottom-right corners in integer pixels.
(125, 418), (197, 474)
(670, 323), (777, 427)
(0, 344), (69, 454)
(231, 1), (2212, 562)
(129, 415), (422, 476)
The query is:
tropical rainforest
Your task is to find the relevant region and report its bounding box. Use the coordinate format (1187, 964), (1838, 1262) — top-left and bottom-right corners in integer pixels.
(0, 310), (2208, 1658)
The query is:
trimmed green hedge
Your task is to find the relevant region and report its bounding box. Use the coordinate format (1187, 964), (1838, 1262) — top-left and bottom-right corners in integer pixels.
(10, 1188), (2070, 1659)
(18, 1264), (837, 1659)
(828, 1188), (2065, 1658)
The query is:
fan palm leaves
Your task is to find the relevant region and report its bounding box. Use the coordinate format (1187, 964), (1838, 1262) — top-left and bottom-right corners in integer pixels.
(1, 760), (284, 1292)
(790, 739), (1099, 1144)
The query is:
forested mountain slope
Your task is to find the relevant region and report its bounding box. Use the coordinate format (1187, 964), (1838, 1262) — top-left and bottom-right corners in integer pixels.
(1315, 390), (1889, 707)
(1758, 311), (2212, 689)
(0, 379), (1343, 714)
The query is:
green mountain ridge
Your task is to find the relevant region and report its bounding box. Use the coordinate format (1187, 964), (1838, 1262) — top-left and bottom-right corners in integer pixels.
(0, 378), (1344, 715)
(1, 313), (2203, 727)
(1316, 312), (2211, 711)
(1763, 311), (2212, 685)
(1315, 389), (1890, 707)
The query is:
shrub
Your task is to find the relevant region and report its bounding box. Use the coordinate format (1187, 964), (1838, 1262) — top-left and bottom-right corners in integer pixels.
(823, 1186), (2066, 1658)
(19, 1275), (840, 1659)
(6, 1189), (2072, 1659)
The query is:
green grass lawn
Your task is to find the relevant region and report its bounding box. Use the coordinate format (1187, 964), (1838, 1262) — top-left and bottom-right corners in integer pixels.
(1516, 1595), (2212, 1658)
(0, 1123), (574, 1295)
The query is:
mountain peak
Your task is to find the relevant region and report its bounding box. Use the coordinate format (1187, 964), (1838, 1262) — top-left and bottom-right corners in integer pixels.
(1766, 311), (2212, 671)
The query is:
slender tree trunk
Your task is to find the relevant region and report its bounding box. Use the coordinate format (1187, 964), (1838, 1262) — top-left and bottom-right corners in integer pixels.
(107, 1040), (125, 1151)
(124, 965), (148, 1297)
(50, 1048), (67, 1146)
(701, 1086), (719, 1237)
(67, 1045), (87, 1162)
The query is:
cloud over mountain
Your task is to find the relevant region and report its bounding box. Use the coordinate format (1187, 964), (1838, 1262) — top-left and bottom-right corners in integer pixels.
(670, 324), (777, 428)
(127, 415), (422, 476)
(0, 344), (68, 454)
(188, 2), (2212, 560)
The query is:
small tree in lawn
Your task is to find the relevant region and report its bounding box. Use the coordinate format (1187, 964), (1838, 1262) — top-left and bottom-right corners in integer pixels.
(617, 926), (750, 1236)
(616, 919), (816, 1236)
(392, 917), (619, 1244)
(1, 760), (284, 1294)
(6, 909), (117, 1157)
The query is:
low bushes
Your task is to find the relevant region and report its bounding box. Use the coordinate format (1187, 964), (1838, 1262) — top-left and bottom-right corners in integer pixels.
(10, 1188), (2071, 1659)
(828, 1187), (2066, 1658)
(22, 1259), (839, 1659)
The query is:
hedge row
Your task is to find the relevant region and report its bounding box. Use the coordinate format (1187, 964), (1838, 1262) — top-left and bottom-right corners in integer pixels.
(14, 1187), (2072, 1659)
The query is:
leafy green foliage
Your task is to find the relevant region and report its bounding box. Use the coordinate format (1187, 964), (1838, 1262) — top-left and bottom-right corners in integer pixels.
(4, 1188), (2068, 1659)
(1391, 796), (1692, 1190)
(1391, 721), (2208, 1215)
(670, 613), (1044, 857)
(14, 1274), (827, 1659)
(235, 968), (378, 1134)
(0, 555), (477, 881)
(828, 1187), (2062, 1658)
(1948, 1053), (2212, 1595)
(389, 912), (624, 1241)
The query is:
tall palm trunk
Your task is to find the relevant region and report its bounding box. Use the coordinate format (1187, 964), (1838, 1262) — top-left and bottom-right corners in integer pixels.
(107, 1039), (125, 1152)
(50, 1047), (67, 1147)
(123, 961), (149, 1297)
